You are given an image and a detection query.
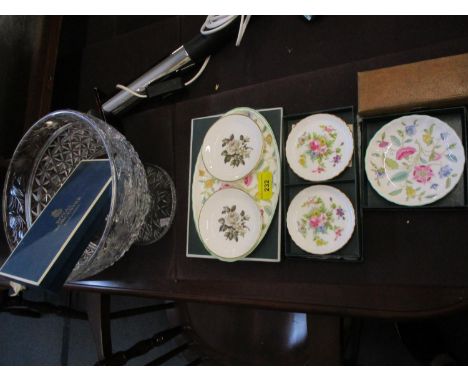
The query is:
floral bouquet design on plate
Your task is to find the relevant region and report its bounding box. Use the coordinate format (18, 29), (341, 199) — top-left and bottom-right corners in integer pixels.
(296, 125), (343, 175)
(218, 205), (250, 242)
(297, 196), (346, 247)
(221, 134), (252, 167)
(285, 114), (354, 182)
(366, 115), (465, 206)
(286, 185), (355, 255)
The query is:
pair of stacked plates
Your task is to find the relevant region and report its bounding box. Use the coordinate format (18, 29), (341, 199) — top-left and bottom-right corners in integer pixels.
(192, 108), (281, 262)
(285, 114), (356, 255)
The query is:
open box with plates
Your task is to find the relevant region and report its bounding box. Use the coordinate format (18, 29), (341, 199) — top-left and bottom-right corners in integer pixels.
(186, 107), (283, 262)
(360, 106), (468, 210)
(282, 106), (363, 262)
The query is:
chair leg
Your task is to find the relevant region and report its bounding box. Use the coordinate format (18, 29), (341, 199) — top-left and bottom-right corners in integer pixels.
(146, 341), (191, 366)
(110, 302), (175, 319)
(86, 293), (112, 362)
(96, 325), (184, 365)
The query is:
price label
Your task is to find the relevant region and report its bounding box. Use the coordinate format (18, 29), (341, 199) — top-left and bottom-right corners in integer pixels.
(257, 171), (273, 201)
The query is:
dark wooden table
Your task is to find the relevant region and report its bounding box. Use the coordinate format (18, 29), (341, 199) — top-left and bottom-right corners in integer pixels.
(3, 16), (468, 319)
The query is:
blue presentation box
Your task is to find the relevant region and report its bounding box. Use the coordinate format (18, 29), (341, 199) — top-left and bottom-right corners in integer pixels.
(0, 159), (112, 291)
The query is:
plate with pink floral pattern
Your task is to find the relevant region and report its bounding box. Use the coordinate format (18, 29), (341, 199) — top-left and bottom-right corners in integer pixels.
(286, 185), (356, 255)
(285, 114), (354, 181)
(201, 114), (264, 182)
(365, 115), (465, 206)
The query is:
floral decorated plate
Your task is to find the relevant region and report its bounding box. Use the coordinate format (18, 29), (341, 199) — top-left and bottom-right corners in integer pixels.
(201, 114), (264, 182)
(365, 115), (465, 206)
(285, 114), (354, 181)
(286, 185), (355, 255)
(192, 107), (281, 261)
(198, 188), (262, 261)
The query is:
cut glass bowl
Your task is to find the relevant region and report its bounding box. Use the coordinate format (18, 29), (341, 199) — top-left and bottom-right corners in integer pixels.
(2, 110), (175, 281)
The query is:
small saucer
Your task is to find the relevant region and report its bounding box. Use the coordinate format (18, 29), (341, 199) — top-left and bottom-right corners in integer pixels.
(286, 114), (354, 181)
(198, 188), (262, 261)
(201, 114), (263, 182)
(286, 185), (355, 255)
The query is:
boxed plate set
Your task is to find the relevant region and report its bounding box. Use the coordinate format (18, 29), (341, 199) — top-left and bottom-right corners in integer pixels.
(186, 107), (283, 263)
(185, 54), (468, 264)
(186, 106), (363, 263)
(283, 107), (362, 262)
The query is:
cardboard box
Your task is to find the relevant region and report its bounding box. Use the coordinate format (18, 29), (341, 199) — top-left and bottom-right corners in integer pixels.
(358, 53), (468, 116)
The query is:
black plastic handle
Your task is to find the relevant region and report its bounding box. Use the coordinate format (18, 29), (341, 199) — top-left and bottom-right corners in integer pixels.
(184, 19), (238, 63)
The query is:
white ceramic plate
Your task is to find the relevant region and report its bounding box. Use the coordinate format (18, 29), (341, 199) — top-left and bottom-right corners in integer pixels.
(365, 115), (465, 206)
(198, 187), (262, 261)
(201, 114), (263, 182)
(286, 185), (355, 255)
(286, 114), (354, 181)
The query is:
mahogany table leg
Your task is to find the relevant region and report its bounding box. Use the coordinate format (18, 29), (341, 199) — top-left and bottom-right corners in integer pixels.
(86, 293), (112, 362)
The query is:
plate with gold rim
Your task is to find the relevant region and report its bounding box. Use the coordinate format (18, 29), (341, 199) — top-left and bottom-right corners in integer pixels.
(286, 113), (354, 181)
(286, 185), (356, 255)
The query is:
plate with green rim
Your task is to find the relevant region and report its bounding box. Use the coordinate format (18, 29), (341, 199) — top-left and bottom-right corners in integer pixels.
(201, 113), (264, 182)
(198, 188), (262, 261)
(191, 107), (281, 261)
